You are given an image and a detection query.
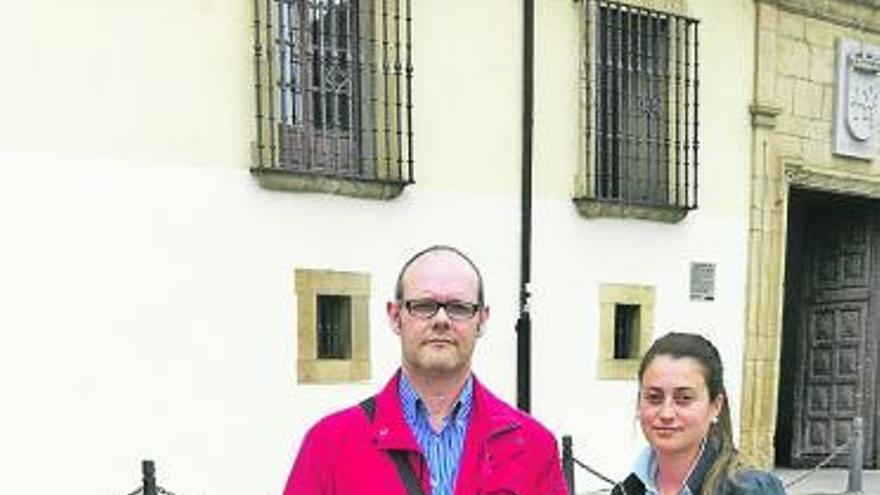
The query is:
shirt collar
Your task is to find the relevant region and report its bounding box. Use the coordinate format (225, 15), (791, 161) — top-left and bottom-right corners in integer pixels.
(398, 373), (474, 429)
(632, 437), (715, 495)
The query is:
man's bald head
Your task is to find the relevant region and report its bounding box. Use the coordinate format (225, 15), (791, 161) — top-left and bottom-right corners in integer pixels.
(394, 245), (484, 305)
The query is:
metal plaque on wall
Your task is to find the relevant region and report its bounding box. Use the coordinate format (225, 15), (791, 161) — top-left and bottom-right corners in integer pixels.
(690, 262), (715, 302)
(833, 37), (880, 160)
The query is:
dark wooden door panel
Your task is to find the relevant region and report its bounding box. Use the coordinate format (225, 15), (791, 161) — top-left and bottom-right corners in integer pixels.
(790, 198), (878, 468)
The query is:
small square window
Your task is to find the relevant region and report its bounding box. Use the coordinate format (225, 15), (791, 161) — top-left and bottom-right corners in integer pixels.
(296, 269), (370, 383)
(599, 284), (655, 379)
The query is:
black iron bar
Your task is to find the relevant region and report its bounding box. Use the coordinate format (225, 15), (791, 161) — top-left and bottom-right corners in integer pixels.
(347, 0), (357, 176)
(288, 0), (298, 131)
(278, 0), (289, 164)
(602, 3), (612, 198)
(661, 16), (670, 204)
(614, 6), (623, 201)
(352, 0), (363, 176)
(368, 0), (379, 177)
(692, 21), (699, 209)
(405, 0), (414, 182)
(647, 10), (654, 201)
(624, 7), (633, 204)
(635, 7), (644, 202)
(382, 0), (391, 178)
(674, 18), (681, 206)
(583, 0), (592, 196)
(317, 0), (329, 170)
(595, 1), (601, 197)
(562, 436), (575, 495)
(301, 0), (314, 170)
(328, 0), (340, 173)
(848, 417), (864, 493)
(683, 21), (691, 208)
(254, 0), (265, 168)
(142, 460), (157, 495)
(266, 0), (276, 167)
(394, 0), (403, 180)
(354, 0), (366, 177)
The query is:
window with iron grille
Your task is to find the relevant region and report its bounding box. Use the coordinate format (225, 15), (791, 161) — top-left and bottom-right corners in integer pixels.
(576, 0), (699, 221)
(317, 294), (352, 359)
(252, 0), (413, 198)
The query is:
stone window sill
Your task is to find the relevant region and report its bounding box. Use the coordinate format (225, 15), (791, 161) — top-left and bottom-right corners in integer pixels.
(251, 167), (408, 200)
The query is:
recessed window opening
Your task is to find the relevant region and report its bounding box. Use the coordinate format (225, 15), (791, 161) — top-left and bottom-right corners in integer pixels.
(613, 303), (641, 359)
(317, 294), (352, 359)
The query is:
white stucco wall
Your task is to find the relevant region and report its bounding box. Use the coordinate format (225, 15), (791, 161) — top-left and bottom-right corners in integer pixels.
(0, 1), (756, 494)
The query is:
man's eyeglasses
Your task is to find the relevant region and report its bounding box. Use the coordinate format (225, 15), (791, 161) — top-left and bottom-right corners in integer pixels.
(402, 299), (482, 321)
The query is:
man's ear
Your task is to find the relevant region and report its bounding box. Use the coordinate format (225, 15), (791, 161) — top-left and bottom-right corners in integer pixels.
(387, 300), (402, 334)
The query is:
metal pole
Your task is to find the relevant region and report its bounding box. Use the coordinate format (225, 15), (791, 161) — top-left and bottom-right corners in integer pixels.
(142, 460), (157, 495)
(848, 416), (864, 493)
(516, 0), (534, 414)
(562, 435), (575, 495)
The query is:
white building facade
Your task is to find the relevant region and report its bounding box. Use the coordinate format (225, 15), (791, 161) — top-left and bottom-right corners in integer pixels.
(0, 1), (759, 494)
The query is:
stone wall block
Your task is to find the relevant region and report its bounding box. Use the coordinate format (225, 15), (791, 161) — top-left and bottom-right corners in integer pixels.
(805, 18), (836, 48)
(778, 10), (806, 39)
(793, 80), (824, 119)
(778, 38), (810, 78)
(809, 46), (835, 85)
(774, 76), (795, 114)
(822, 85), (834, 121)
(776, 134), (804, 158)
(803, 139), (832, 165)
(757, 2), (778, 32)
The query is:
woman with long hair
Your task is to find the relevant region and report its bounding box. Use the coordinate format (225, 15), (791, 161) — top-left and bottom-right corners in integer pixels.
(613, 332), (784, 495)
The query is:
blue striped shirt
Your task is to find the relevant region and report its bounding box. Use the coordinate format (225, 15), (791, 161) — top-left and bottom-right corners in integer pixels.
(399, 374), (474, 495)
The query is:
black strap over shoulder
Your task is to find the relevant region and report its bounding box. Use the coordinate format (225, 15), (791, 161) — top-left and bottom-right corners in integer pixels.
(359, 397), (426, 495)
(613, 473), (646, 495)
(360, 396), (377, 421)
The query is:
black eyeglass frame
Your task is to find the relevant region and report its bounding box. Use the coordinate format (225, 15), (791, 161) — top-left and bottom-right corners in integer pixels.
(401, 299), (483, 321)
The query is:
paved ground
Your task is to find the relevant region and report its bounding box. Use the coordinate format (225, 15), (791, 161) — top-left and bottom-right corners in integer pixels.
(774, 469), (880, 494)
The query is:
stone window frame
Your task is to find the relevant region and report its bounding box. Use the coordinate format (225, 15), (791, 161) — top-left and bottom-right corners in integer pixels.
(598, 283), (655, 380)
(295, 268), (370, 383)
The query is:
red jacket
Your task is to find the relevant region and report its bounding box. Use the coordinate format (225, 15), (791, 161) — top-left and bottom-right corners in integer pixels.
(283, 371), (569, 495)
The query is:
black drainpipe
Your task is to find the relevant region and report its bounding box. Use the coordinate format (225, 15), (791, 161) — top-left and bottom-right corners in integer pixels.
(516, 0), (534, 413)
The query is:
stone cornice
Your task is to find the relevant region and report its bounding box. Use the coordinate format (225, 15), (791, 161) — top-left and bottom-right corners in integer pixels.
(785, 161), (880, 198)
(750, 104), (783, 129)
(757, 0), (880, 35)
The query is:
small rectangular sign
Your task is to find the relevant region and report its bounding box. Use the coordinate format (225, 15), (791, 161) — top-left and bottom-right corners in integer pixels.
(690, 262), (716, 301)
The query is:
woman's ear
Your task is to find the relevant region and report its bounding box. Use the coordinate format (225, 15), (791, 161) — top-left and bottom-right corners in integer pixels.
(711, 394), (725, 419)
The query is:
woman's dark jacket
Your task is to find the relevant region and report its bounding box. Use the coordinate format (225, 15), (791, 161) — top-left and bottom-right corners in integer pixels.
(611, 439), (785, 495)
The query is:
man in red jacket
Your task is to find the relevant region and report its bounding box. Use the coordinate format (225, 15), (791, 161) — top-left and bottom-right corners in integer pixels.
(283, 245), (569, 495)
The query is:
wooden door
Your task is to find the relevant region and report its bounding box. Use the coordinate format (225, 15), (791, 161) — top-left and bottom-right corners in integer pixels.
(786, 192), (879, 467)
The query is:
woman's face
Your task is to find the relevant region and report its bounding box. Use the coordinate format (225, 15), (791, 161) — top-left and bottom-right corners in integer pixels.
(639, 355), (723, 460)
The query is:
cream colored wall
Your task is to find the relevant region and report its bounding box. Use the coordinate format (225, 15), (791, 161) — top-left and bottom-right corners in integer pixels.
(0, 1), (252, 167)
(0, 0), (524, 191)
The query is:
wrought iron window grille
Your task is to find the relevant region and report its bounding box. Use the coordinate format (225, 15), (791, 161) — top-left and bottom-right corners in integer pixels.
(317, 294), (353, 360)
(576, 0), (700, 219)
(252, 0), (413, 195)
